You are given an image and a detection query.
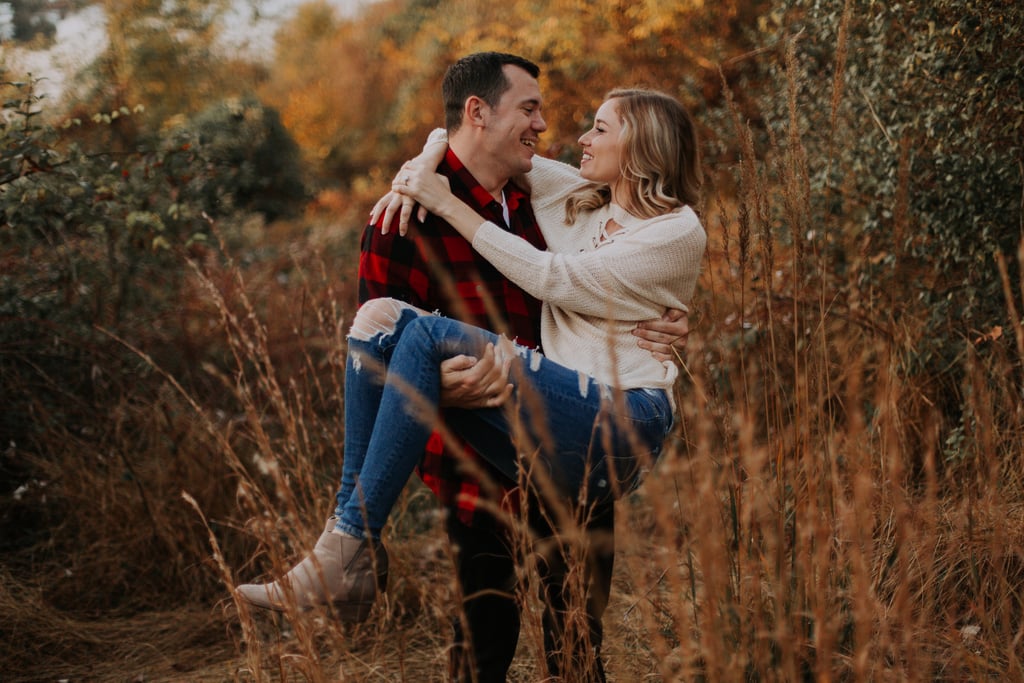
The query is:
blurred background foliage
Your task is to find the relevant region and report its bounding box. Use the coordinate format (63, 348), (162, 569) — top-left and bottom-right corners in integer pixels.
(754, 0), (1023, 460)
(0, 0), (1022, 678)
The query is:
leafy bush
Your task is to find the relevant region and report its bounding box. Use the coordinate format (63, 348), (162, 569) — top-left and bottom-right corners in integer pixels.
(180, 96), (307, 221)
(0, 80), (309, 537)
(755, 0), (1023, 432)
(1, 81), (306, 330)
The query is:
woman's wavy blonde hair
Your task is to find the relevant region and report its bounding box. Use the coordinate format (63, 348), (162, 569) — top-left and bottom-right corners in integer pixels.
(565, 88), (702, 223)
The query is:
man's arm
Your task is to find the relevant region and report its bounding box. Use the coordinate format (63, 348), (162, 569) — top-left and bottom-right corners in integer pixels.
(358, 219), (430, 304)
(633, 308), (690, 363)
(363, 158), (515, 410)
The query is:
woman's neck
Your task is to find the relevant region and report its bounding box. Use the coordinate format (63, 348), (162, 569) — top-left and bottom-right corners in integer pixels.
(610, 180), (637, 216)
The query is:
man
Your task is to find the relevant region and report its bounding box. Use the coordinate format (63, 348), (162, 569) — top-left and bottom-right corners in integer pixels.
(360, 50), (688, 679)
(360, 53), (689, 681)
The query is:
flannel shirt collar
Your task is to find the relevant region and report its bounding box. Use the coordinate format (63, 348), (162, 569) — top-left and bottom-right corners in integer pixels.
(443, 149), (527, 228)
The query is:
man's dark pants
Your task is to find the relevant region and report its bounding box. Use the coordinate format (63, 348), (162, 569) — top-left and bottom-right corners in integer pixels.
(446, 499), (614, 683)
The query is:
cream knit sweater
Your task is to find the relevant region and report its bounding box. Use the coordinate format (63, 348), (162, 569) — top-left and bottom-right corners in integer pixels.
(470, 155), (707, 394)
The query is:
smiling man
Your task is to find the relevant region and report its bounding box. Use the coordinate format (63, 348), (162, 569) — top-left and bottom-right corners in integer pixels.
(237, 52), (690, 683)
(444, 59), (546, 192)
(361, 53), (689, 682)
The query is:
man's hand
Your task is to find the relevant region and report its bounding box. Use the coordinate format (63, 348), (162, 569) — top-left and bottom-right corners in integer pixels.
(633, 307), (690, 363)
(440, 343), (514, 408)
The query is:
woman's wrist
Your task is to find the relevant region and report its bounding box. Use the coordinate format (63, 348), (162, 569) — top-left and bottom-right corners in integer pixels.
(442, 200), (487, 242)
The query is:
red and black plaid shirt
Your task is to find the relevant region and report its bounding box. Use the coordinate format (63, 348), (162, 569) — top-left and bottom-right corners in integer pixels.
(358, 148), (546, 528)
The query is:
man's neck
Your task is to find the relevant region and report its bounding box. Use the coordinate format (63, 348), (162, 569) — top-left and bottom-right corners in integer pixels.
(449, 135), (509, 202)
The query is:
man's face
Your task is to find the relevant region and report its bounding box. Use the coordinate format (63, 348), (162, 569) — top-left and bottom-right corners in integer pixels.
(479, 65), (547, 178)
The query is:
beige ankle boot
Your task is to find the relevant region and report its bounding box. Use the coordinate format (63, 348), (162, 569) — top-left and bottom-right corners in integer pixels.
(236, 525), (388, 623)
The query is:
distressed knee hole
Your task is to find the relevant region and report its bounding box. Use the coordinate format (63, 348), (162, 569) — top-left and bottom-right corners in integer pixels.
(348, 298), (420, 341)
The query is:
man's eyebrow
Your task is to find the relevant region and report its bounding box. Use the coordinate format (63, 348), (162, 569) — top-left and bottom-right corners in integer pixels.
(520, 98), (542, 108)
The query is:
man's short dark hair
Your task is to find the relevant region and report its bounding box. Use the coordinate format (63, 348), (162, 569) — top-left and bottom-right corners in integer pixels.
(442, 52), (540, 132)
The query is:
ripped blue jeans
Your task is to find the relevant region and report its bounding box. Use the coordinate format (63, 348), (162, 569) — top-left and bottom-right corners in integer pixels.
(333, 298), (674, 540)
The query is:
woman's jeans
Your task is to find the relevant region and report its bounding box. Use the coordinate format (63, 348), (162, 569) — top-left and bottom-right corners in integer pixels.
(333, 300), (674, 539)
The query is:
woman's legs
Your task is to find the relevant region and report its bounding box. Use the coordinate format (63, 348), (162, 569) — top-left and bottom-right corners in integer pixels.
(235, 298), (431, 616)
(333, 299), (429, 534)
(334, 299), (499, 538)
(237, 297), (672, 617)
(447, 353), (674, 505)
(340, 297), (675, 529)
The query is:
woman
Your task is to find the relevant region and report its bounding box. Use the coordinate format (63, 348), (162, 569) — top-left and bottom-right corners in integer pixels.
(236, 89), (706, 619)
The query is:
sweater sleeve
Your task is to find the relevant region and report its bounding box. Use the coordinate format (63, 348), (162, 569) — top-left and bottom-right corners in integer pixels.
(471, 209), (705, 319)
(522, 156), (590, 216)
(425, 130), (584, 235)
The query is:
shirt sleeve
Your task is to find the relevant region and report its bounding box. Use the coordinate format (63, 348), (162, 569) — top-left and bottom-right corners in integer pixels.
(470, 211), (705, 319)
(357, 221), (432, 307)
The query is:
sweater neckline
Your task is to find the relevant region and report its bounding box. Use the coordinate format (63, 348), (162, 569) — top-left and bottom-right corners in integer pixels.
(594, 203), (639, 245)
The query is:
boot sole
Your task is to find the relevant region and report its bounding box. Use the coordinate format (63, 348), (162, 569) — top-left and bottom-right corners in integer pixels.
(238, 592), (378, 624)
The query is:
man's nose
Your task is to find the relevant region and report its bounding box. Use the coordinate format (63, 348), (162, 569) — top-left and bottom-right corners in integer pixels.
(533, 112), (548, 131)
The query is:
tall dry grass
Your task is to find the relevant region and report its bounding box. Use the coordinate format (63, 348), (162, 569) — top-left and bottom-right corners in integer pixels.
(3, 32), (1024, 683)
(594, 24), (1024, 682)
(191, 62), (1024, 680)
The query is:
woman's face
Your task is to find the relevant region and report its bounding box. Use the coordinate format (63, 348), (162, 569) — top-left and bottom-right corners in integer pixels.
(578, 98), (624, 187)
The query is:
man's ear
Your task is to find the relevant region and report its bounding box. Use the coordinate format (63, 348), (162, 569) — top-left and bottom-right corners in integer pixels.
(463, 96), (488, 129)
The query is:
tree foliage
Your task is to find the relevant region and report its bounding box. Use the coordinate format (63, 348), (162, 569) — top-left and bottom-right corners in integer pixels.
(754, 0), (1023, 423)
(0, 78), (305, 394)
(183, 95), (307, 220)
(69, 0), (270, 142)
(260, 0), (767, 182)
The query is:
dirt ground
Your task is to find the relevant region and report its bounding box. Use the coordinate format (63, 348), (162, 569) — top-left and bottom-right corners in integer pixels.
(3, 504), (672, 682)
(2, 584), (662, 682)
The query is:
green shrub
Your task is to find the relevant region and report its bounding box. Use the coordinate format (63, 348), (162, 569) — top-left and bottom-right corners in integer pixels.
(755, 0), (1023, 431)
(180, 96), (307, 221)
(0, 80), (308, 485)
(1, 82), (306, 329)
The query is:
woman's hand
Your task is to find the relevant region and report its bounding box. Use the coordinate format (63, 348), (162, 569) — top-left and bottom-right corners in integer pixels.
(370, 135), (449, 236)
(370, 188), (425, 236)
(393, 161), (455, 216)
(393, 160), (487, 243)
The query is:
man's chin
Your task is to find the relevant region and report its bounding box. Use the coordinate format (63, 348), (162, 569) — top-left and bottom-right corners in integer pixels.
(512, 159), (533, 176)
